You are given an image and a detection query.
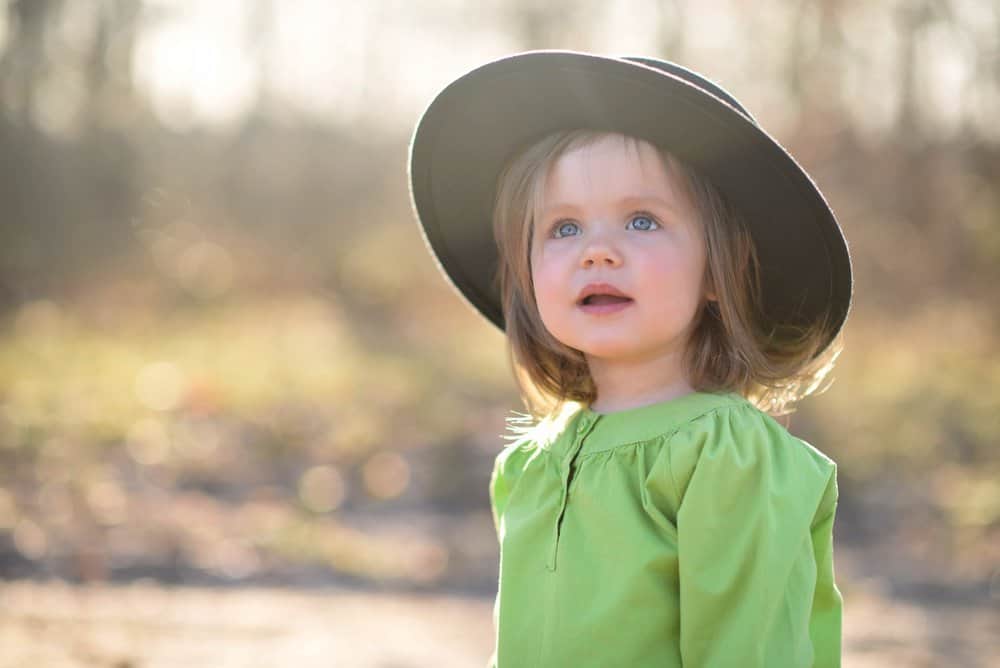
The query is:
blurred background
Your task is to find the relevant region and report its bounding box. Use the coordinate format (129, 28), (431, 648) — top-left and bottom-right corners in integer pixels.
(0, 0), (997, 666)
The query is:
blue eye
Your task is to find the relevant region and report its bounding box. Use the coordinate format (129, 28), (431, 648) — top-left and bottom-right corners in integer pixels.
(552, 221), (581, 238)
(626, 214), (660, 231)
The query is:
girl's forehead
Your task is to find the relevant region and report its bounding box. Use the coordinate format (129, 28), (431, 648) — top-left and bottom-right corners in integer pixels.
(541, 134), (687, 208)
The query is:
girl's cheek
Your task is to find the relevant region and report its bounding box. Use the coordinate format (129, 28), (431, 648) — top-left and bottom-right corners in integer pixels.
(536, 238), (575, 260)
(530, 243), (556, 272)
(531, 263), (566, 306)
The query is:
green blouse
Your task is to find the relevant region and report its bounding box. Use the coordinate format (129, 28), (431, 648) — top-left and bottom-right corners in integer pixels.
(487, 391), (842, 667)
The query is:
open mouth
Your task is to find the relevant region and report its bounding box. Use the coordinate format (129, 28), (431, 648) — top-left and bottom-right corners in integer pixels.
(578, 293), (634, 314)
(580, 294), (634, 306)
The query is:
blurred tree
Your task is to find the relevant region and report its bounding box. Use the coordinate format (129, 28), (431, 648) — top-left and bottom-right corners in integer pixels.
(496, 0), (592, 49)
(0, 0), (56, 122)
(0, 0), (143, 308)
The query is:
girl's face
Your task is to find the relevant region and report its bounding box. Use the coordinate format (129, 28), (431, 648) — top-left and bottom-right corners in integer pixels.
(530, 134), (711, 371)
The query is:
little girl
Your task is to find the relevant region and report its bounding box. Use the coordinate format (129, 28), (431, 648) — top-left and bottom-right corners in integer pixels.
(409, 51), (852, 668)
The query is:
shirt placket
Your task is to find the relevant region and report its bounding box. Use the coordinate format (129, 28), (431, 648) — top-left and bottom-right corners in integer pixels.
(545, 412), (598, 572)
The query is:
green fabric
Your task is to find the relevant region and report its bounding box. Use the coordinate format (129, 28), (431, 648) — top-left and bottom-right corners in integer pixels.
(487, 391), (842, 667)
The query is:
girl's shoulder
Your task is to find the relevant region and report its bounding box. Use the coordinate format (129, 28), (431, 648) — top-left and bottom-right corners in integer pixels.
(665, 396), (838, 510)
(671, 394), (836, 466)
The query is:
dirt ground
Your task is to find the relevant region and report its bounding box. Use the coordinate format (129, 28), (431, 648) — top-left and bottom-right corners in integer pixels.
(1, 571), (997, 668)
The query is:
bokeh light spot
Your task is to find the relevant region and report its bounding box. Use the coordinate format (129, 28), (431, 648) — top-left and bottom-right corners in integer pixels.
(177, 241), (234, 298)
(403, 539), (448, 583)
(135, 361), (187, 412)
(13, 519), (47, 560)
(298, 465), (346, 513)
(362, 452), (410, 501)
(126, 418), (172, 465)
(87, 480), (127, 526)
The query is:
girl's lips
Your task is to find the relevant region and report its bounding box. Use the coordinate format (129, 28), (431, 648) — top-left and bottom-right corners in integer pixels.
(578, 296), (634, 315)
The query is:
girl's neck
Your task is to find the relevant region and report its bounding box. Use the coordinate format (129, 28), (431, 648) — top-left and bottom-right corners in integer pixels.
(586, 351), (696, 414)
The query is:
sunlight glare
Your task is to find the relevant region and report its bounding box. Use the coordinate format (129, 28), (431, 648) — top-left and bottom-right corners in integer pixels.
(133, 0), (258, 130)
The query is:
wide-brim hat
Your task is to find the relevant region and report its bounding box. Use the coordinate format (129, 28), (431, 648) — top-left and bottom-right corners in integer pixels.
(408, 50), (852, 356)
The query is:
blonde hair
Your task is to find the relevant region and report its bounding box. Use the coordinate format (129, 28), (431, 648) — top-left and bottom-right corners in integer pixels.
(491, 129), (842, 419)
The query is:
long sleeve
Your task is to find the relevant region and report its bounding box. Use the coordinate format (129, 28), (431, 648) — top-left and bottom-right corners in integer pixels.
(489, 458), (505, 538)
(670, 406), (842, 667)
(489, 433), (542, 541)
(809, 471), (843, 667)
(487, 452), (507, 668)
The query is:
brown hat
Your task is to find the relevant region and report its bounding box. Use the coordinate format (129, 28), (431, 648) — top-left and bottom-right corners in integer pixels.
(408, 50), (852, 356)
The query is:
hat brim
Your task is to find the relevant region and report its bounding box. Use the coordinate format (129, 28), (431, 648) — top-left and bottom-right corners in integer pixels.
(409, 51), (852, 354)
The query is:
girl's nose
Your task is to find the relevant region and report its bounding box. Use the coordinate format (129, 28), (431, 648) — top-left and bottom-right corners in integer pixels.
(580, 233), (622, 268)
